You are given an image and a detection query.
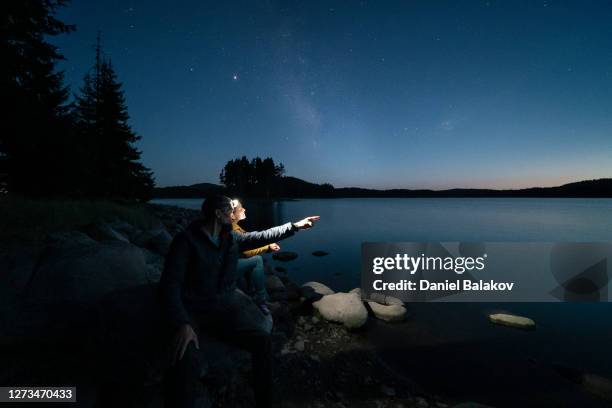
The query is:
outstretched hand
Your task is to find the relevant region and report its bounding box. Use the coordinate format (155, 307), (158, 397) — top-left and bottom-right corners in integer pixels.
(294, 216), (320, 230)
(269, 243), (281, 252)
(170, 324), (199, 366)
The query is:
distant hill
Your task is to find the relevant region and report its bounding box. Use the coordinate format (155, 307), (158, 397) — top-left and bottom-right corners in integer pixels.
(152, 178), (612, 199)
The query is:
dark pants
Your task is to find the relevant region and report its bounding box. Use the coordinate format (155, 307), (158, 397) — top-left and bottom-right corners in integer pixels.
(163, 291), (273, 408)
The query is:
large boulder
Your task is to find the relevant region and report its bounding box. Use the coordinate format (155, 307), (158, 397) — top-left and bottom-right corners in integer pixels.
(26, 240), (151, 305)
(108, 220), (141, 242)
(133, 227), (173, 256)
(0, 241), (152, 344)
(312, 292), (368, 329)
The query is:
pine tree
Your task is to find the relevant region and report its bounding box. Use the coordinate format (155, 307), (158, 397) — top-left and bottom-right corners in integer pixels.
(73, 36), (154, 200)
(1, 0), (76, 195)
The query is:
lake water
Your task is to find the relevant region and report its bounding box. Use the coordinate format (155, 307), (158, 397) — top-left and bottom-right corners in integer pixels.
(151, 197), (612, 407)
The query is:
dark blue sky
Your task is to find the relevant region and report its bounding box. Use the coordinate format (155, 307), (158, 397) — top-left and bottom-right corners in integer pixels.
(55, 0), (612, 189)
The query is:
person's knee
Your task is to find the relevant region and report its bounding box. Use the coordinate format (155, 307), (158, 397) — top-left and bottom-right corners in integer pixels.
(252, 255), (264, 276)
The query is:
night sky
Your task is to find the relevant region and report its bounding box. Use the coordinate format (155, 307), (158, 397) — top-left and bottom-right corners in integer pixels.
(55, 1), (612, 189)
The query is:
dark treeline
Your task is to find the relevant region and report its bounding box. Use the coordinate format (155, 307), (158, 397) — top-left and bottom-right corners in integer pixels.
(1, 1), (154, 200)
(154, 176), (612, 199)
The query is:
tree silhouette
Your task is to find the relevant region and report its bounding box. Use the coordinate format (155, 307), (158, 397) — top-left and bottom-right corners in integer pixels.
(73, 35), (154, 200)
(220, 156), (285, 197)
(2, 0), (76, 195)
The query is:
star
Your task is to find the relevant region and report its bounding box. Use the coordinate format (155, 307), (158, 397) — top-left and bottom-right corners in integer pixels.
(232, 74), (239, 81)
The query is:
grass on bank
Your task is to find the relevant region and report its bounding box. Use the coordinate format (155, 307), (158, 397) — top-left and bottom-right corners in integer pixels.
(0, 194), (159, 243)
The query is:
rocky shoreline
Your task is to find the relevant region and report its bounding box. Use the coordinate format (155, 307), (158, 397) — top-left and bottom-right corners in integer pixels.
(0, 203), (488, 408)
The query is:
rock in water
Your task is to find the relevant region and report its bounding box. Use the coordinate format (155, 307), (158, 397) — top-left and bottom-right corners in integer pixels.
(272, 251), (298, 262)
(312, 292), (368, 329)
(311, 250), (329, 257)
(367, 302), (407, 322)
(488, 313), (535, 330)
(368, 292), (404, 306)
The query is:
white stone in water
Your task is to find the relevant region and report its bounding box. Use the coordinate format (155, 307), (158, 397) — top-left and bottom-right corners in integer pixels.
(367, 301), (407, 322)
(312, 292), (368, 329)
(488, 313), (535, 329)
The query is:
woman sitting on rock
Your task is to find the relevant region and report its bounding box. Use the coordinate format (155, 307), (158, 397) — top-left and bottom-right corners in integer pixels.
(231, 198), (279, 315)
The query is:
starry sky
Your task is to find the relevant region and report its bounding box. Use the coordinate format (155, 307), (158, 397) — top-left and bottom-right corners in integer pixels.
(55, 0), (612, 189)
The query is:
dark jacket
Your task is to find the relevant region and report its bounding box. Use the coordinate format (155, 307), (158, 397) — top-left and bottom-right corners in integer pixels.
(159, 219), (297, 329)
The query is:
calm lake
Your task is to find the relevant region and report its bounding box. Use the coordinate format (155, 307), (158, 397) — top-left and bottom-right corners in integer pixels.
(151, 197), (612, 407)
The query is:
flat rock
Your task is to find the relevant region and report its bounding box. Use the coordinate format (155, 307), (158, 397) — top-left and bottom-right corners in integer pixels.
(489, 313), (535, 330)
